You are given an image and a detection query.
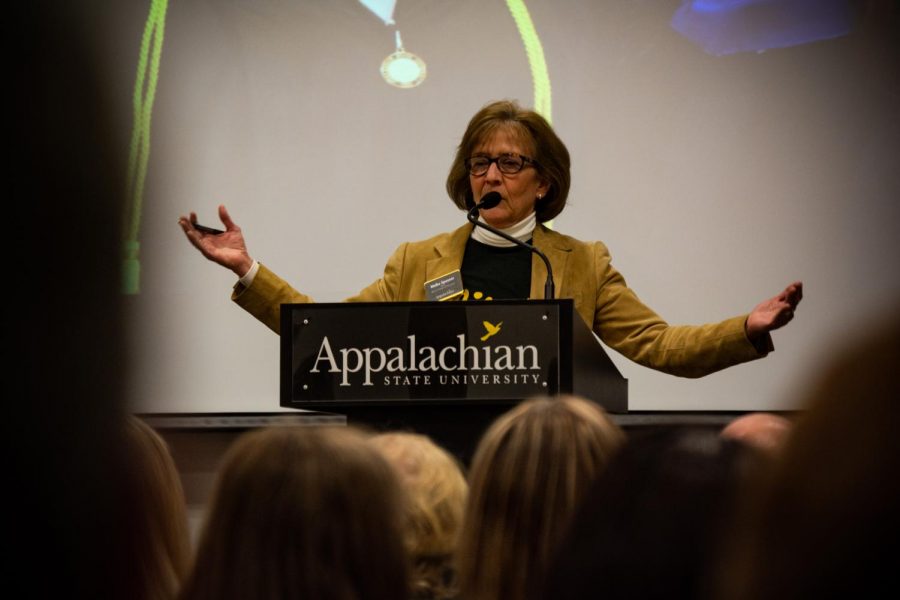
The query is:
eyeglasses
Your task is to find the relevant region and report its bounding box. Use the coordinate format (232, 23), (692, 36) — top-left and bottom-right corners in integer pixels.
(465, 153), (538, 176)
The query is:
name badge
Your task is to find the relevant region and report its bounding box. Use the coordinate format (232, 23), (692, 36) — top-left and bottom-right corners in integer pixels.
(424, 270), (464, 301)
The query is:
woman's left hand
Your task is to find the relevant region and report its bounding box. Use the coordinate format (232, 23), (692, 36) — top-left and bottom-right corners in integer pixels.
(746, 281), (803, 339)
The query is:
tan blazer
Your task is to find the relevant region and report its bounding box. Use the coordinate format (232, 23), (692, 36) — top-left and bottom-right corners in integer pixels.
(233, 223), (768, 378)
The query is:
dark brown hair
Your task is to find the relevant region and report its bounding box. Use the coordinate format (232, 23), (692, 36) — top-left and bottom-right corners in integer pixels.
(180, 426), (410, 600)
(446, 100), (571, 222)
(456, 396), (625, 600)
(716, 313), (900, 600)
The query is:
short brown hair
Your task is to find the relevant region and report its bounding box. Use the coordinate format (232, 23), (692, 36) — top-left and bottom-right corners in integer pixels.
(180, 426), (410, 600)
(446, 100), (571, 222)
(456, 396), (625, 600)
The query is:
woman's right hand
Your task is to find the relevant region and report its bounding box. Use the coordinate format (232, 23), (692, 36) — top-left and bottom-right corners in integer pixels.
(178, 204), (254, 277)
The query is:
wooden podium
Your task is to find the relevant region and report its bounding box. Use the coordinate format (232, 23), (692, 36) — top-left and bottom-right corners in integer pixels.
(280, 300), (627, 462)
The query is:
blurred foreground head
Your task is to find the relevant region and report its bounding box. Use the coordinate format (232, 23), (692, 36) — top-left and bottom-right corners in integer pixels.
(720, 311), (900, 599)
(545, 427), (761, 600)
(457, 395), (625, 600)
(123, 416), (191, 600)
(720, 412), (793, 456)
(371, 432), (468, 600)
(180, 426), (410, 600)
(14, 2), (130, 597)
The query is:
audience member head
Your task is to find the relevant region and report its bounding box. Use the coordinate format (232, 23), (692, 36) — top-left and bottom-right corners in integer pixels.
(720, 412), (793, 456)
(457, 395), (625, 600)
(718, 312), (900, 600)
(15, 2), (131, 597)
(123, 416), (192, 600)
(179, 426), (410, 600)
(371, 432), (469, 600)
(544, 427), (762, 600)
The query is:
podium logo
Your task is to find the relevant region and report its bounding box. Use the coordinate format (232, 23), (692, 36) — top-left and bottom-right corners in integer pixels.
(480, 320), (502, 342)
(309, 333), (540, 386)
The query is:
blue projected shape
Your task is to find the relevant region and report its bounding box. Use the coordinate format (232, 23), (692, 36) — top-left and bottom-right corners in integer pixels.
(671, 0), (852, 56)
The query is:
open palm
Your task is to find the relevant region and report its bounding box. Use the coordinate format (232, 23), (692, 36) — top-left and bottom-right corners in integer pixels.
(178, 205), (254, 276)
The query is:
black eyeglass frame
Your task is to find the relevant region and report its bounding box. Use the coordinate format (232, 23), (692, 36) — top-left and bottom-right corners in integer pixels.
(465, 153), (540, 176)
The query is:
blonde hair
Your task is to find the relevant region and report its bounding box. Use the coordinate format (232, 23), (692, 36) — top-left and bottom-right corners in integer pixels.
(371, 432), (468, 599)
(457, 396), (625, 600)
(124, 416), (192, 600)
(180, 426), (410, 600)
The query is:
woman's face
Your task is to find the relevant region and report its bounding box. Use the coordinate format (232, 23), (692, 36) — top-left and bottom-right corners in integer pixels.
(469, 128), (549, 229)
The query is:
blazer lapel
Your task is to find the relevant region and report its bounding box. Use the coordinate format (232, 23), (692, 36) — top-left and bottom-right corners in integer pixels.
(424, 222), (570, 300)
(425, 222), (472, 284)
(530, 225), (572, 299)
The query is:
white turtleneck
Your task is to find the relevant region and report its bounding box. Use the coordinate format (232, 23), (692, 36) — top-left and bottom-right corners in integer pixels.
(470, 211), (537, 247)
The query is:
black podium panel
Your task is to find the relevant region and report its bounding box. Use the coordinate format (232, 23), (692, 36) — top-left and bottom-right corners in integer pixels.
(283, 301), (560, 405)
(281, 300), (627, 413)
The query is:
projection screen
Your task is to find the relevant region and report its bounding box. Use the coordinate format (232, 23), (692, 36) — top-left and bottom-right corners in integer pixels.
(98, 0), (899, 414)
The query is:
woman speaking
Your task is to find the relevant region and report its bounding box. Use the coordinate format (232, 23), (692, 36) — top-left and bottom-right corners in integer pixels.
(179, 100), (801, 378)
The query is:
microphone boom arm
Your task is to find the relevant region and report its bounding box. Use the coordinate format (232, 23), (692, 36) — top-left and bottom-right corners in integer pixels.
(467, 202), (555, 300)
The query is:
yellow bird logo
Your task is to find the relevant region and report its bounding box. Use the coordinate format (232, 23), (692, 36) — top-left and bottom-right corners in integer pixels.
(480, 320), (503, 342)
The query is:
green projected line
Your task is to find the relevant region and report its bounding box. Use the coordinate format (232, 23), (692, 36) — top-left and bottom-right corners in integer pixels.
(505, 0), (555, 229)
(123, 0), (168, 294)
(505, 0), (552, 123)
